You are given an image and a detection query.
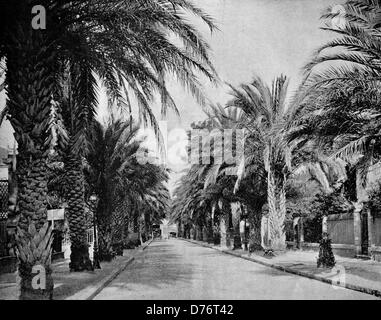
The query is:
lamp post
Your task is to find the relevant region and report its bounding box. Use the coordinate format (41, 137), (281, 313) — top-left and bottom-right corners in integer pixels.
(90, 194), (101, 269)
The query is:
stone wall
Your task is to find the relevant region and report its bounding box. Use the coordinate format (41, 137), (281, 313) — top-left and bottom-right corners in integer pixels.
(0, 256), (17, 274)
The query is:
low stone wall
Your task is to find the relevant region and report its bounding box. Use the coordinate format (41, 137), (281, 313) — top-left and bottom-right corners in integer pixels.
(371, 217), (381, 247)
(295, 242), (356, 258)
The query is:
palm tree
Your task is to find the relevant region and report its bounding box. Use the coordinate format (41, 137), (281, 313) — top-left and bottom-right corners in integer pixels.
(112, 161), (169, 252)
(287, 79), (381, 254)
(296, 0), (381, 185)
(229, 75), (291, 251)
(194, 105), (245, 248)
(87, 118), (142, 260)
(234, 142), (267, 251)
(199, 110), (268, 251)
(56, 0), (218, 271)
(171, 164), (214, 241)
(87, 116), (170, 257)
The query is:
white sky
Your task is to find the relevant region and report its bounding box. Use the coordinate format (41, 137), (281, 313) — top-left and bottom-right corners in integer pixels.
(0, 0), (345, 192)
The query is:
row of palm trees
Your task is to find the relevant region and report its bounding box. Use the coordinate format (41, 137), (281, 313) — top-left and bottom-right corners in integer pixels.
(86, 117), (170, 259)
(1, 0), (217, 299)
(172, 0), (381, 254)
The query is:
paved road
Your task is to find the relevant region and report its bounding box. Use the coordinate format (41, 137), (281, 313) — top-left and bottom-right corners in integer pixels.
(95, 239), (377, 300)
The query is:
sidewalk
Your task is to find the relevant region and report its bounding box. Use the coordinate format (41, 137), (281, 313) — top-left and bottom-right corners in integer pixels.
(181, 238), (381, 298)
(0, 239), (153, 300)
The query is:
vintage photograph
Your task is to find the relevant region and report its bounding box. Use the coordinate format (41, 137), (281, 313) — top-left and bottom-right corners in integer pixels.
(0, 0), (381, 302)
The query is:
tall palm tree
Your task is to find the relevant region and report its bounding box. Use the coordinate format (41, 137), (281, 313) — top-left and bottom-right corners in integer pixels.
(56, 0), (218, 271)
(0, 1), (62, 298)
(229, 75), (291, 251)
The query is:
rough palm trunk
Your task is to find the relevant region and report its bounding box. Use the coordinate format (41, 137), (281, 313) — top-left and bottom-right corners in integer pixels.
(191, 225), (196, 240)
(98, 223), (114, 261)
(196, 220), (203, 241)
(144, 213), (150, 240)
(65, 152), (93, 271)
(123, 208), (130, 243)
(16, 222), (54, 300)
(212, 206), (220, 245)
(16, 158), (54, 299)
(111, 203), (124, 255)
(6, 28), (58, 298)
(267, 167), (286, 251)
(96, 197), (114, 261)
(231, 202), (242, 249)
(247, 204), (263, 251)
(219, 201), (231, 248)
(206, 216), (214, 243)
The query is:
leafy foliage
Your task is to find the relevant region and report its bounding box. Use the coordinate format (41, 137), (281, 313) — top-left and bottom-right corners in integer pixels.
(368, 183), (381, 218)
(86, 117), (169, 259)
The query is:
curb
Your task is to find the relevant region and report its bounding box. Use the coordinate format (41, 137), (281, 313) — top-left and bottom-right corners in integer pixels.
(85, 256), (135, 300)
(180, 238), (381, 298)
(140, 238), (154, 251)
(85, 239), (154, 300)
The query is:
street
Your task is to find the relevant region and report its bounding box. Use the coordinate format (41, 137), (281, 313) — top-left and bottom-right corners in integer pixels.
(94, 239), (377, 300)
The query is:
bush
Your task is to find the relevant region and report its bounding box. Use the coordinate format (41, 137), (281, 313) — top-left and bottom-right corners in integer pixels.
(304, 191), (352, 243)
(123, 233), (141, 249)
(112, 242), (124, 256)
(317, 233), (335, 268)
(368, 183), (381, 218)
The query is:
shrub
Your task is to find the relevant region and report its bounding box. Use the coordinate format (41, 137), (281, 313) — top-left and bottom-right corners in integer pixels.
(368, 183), (381, 218)
(317, 233), (336, 268)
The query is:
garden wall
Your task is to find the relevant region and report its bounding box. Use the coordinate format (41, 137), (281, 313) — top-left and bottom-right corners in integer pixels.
(370, 217), (381, 261)
(372, 217), (381, 246)
(327, 212), (354, 245)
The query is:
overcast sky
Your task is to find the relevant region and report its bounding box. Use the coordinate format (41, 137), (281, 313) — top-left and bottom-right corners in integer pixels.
(0, 0), (344, 191)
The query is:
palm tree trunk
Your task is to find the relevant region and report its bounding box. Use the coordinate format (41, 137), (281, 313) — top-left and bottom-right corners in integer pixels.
(219, 201), (231, 248)
(206, 216), (214, 243)
(267, 168), (286, 251)
(65, 152), (93, 271)
(247, 204), (263, 251)
(98, 223), (114, 261)
(231, 202), (242, 249)
(96, 196), (114, 261)
(6, 31), (57, 298)
(17, 157), (54, 300)
(123, 205), (130, 243)
(196, 220), (203, 241)
(111, 203), (124, 255)
(143, 213), (150, 241)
